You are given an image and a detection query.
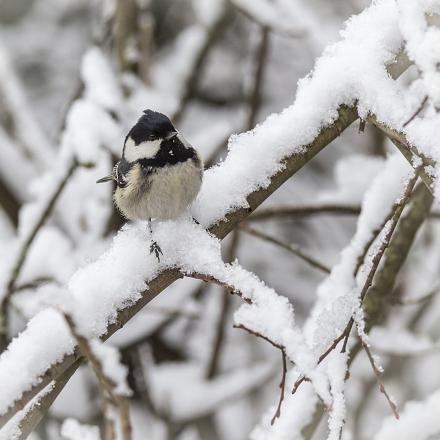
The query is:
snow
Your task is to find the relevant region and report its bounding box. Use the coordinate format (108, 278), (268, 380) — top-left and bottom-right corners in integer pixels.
(327, 352), (348, 440)
(374, 389), (440, 440)
(61, 418), (100, 440)
(0, 308), (74, 416)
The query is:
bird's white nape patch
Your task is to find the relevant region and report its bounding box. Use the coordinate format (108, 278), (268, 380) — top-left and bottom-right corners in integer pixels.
(123, 137), (162, 162)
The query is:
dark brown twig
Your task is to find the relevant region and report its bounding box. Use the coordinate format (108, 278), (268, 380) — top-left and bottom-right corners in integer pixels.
(234, 323), (287, 424)
(0, 160), (79, 351)
(240, 224), (331, 274)
(206, 230), (241, 379)
(184, 272), (252, 304)
(403, 95), (428, 127)
(362, 341), (399, 419)
(247, 26), (270, 128)
(250, 204), (362, 220)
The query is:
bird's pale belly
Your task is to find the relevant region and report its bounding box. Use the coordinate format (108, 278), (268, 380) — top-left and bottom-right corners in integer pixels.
(114, 160), (202, 221)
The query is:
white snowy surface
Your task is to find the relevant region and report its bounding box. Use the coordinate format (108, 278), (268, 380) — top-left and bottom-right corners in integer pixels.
(60, 418), (100, 440)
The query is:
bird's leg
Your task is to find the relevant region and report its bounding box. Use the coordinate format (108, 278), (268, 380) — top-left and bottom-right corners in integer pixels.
(148, 218), (163, 262)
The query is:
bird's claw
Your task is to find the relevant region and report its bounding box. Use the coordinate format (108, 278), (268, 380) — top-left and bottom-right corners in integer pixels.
(150, 241), (163, 262)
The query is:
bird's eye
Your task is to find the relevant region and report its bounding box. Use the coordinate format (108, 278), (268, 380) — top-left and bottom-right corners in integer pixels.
(148, 134), (156, 141)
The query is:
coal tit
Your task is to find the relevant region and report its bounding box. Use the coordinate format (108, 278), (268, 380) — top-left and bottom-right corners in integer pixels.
(97, 109), (203, 260)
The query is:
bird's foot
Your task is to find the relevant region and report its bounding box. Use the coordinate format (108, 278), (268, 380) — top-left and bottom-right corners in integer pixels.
(150, 240), (163, 262)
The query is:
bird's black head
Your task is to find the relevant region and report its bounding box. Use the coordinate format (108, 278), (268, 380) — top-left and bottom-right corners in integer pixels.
(123, 110), (178, 163)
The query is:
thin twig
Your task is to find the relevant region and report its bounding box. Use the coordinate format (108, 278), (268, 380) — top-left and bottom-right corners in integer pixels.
(234, 323), (283, 350)
(234, 323), (287, 424)
(361, 341), (399, 419)
(403, 95), (428, 127)
(184, 272), (252, 304)
(172, 5), (230, 124)
(0, 160), (79, 351)
(240, 224), (331, 274)
(249, 204), (362, 220)
(206, 230), (241, 379)
(247, 26), (270, 128)
(185, 270), (289, 422)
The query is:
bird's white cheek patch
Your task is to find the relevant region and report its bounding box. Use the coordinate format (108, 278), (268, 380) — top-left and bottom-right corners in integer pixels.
(124, 137), (162, 162)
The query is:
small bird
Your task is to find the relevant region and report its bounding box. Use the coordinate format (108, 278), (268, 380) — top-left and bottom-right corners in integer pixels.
(97, 109), (203, 260)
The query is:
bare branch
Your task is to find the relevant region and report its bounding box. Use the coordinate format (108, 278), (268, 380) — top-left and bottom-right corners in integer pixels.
(205, 230), (241, 379)
(247, 26), (270, 129)
(250, 203), (361, 221)
(0, 160), (79, 350)
(234, 323), (286, 424)
(172, 5), (231, 124)
(184, 272), (252, 304)
(361, 341), (399, 419)
(240, 224), (331, 274)
(403, 95), (428, 128)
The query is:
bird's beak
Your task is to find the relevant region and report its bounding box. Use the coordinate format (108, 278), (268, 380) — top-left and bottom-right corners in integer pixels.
(165, 131), (178, 140)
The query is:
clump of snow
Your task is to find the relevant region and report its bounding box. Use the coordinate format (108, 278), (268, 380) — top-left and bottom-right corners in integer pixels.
(61, 418), (100, 440)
